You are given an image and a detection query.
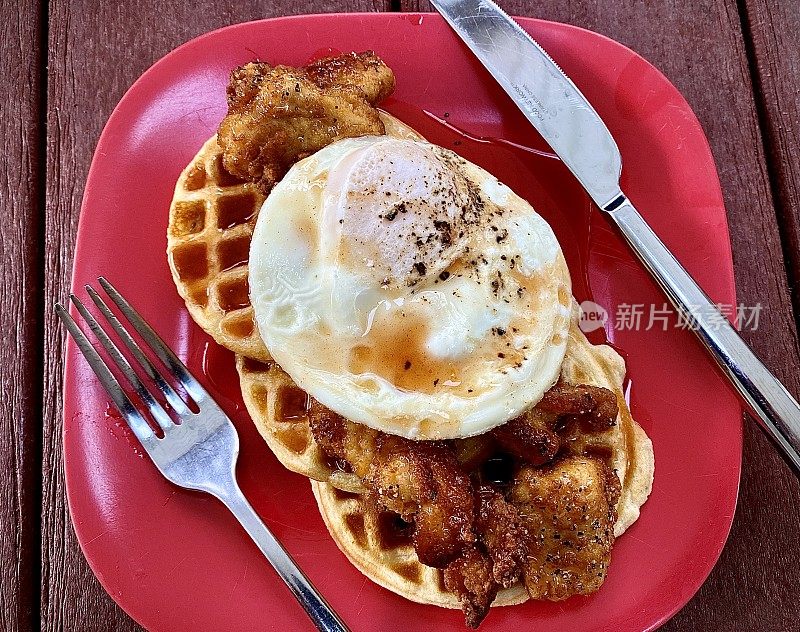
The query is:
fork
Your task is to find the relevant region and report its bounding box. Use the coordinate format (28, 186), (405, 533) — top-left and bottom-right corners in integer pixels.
(56, 277), (350, 632)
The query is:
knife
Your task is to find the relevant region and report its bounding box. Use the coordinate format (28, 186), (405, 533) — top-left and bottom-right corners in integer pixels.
(430, 0), (800, 473)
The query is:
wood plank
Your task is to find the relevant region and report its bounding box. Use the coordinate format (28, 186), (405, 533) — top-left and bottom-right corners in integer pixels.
(401, 1), (800, 629)
(0, 0), (43, 630)
(740, 0), (800, 318)
(41, 2), (390, 630)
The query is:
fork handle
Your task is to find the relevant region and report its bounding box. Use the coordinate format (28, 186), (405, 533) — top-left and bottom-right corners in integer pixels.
(609, 196), (800, 473)
(217, 483), (350, 632)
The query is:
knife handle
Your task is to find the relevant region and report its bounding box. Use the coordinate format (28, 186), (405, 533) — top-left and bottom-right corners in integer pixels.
(608, 196), (800, 473)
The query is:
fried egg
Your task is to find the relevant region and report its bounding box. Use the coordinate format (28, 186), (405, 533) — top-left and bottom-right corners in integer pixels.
(249, 135), (572, 439)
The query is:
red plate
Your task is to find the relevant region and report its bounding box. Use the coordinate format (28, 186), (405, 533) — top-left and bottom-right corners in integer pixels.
(64, 13), (742, 632)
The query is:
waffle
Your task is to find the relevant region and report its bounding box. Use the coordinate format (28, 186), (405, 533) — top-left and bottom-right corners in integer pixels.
(168, 112), (423, 362)
(237, 354), (365, 493)
(167, 136), (269, 361)
(311, 483), (530, 610)
(310, 319), (654, 608)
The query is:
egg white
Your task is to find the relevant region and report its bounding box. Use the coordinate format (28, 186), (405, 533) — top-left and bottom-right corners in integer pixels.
(249, 132), (572, 439)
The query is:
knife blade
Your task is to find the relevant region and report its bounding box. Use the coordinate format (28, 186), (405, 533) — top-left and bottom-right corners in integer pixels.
(431, 0), (800, 474)
(430, 0), (623, 210)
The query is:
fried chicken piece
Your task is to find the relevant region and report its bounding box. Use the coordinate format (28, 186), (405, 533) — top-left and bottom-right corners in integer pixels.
(218, 51), (394, 193)
(442, 487), (529, 628)
(307, 396), (378, 477)
(491, 383), (618, 466)
(475, 485), (528, 587)
(301, 51), (395, 102)
(492, 407), (560, 465)
(539, 382), (618, 429)
(395, 441), (476, 567)
(509, 456), (621, 601)
(308, 400), (475, 567)
(444, 547), (498, 629)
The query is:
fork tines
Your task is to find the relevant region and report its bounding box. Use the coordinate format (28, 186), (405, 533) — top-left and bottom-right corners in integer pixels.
(55, 277), (205, 444)
(57, 279), (355, 630)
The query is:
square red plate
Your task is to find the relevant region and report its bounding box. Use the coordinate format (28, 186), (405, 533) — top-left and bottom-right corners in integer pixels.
(63, 13), (742, 632)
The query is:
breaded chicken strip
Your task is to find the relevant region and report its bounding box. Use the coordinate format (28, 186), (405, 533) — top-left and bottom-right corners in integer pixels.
(476, 485), (528, 587)
(539, 382), (619, 429)
(302, 52), (395, 101)
(444, 547), (498, 629)
(492, 383), (618, 465)
(443, 486), (528, 628)
(509, 456), (621, 600)
(306, 396), (379, 478)
(218, 51), (395, 193)
(308, 401), (475, 568)
(492, 407), (560, 465)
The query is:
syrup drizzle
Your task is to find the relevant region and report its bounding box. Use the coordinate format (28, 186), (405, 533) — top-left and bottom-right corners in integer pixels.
(424, 110), (560, 160)
(195, 339), (243, 415)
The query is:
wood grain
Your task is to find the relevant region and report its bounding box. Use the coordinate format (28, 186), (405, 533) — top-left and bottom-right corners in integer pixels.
(0, 1), (42, 630)
(740, 0), (800, 316)
(40, 0), (800, 630)
(40, 2), (388, 630)
(403, 1), (800, 630)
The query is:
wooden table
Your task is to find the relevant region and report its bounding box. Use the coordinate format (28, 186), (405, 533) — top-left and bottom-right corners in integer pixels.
(4, 0), (799, 629)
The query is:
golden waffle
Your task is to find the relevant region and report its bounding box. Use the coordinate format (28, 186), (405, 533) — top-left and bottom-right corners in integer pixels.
(310, 318), (654, 608)
(237, 355), (365, 493)
(168, 112), (423, 362)
(311, 483), (530, 610)
(167, 136), (269, 361)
